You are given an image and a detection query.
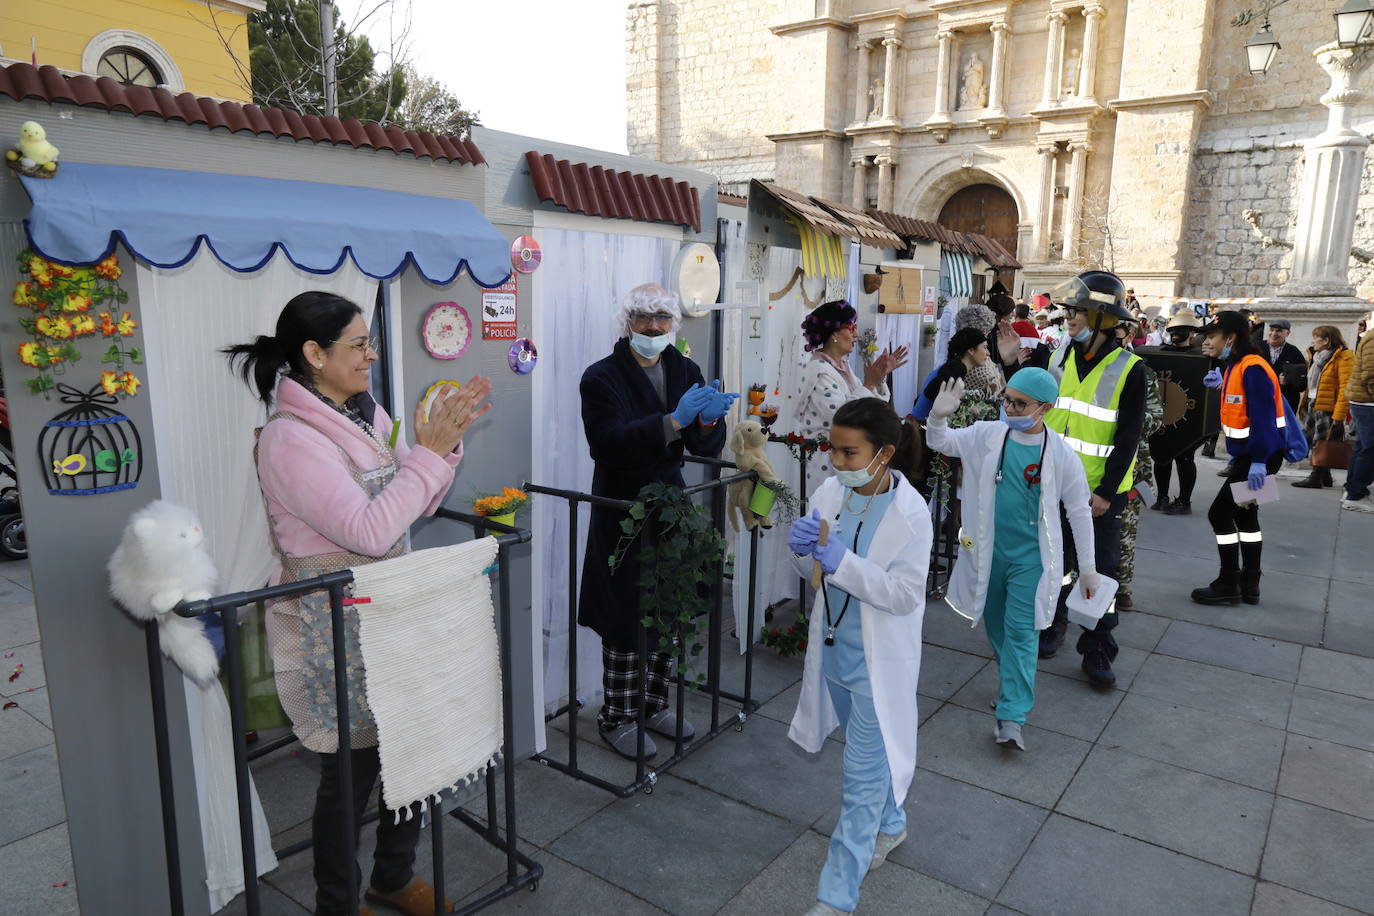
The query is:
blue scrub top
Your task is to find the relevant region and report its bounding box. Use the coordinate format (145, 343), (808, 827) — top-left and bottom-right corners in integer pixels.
(821, 483), (897, 694)
(993, 433), (1044, 566)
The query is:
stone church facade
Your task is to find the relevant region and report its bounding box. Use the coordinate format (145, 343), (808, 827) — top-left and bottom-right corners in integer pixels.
(627, 0), (1374, 305)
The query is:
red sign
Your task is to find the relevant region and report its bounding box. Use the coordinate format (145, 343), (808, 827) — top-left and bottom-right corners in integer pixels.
(482, 276), (518, 340)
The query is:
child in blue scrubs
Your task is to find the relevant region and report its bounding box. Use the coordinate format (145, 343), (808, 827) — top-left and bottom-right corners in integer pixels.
(788, 399), (931, 915)
(926, 368), (1098, 750)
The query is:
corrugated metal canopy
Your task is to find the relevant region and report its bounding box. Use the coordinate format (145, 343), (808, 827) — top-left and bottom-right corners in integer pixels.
(813, 198), (905, 249)
(525, 151), (701, 231)
(0, 62), (486, 165)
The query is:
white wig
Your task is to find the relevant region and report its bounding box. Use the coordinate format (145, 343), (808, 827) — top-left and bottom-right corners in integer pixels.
(615, 282), (682, 339)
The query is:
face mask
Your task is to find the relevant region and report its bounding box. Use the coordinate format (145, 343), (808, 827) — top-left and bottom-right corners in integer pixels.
(835, 452), (886, 489)
(1221, 344), (1233, 360)
(630, 331), (672, 359)
(1000, 406), (1039, 431)
(1072, 327), (1093, 343)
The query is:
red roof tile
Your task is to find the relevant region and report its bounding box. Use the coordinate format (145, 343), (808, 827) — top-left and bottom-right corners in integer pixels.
(526, 151), (702, 232)
(0, 62), (486, 166)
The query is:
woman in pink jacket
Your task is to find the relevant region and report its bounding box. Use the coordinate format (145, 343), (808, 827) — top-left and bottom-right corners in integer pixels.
(226, 291), (490, 916)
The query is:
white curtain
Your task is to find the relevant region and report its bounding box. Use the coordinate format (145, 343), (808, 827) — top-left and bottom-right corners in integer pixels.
(531, 227), (677, 714)
(875, 313), (922, 418)
(137, 253), (377, 911)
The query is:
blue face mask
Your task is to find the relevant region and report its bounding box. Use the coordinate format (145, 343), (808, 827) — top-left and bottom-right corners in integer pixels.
(1000, 406), (1039, 431)
(1072, 326), (1093, 343)
(834, 452), (886, 489)
(630, 331), (672, 359)
(1221, 344), (1233, 360)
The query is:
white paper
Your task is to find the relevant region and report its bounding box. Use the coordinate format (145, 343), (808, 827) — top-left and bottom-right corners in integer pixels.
(1230, 475), (1280, 506)
(1019, 336), (1043, 350)
(1065, 574), (1119, 629)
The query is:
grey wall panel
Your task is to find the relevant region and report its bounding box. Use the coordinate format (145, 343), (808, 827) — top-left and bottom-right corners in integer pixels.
(0, 220), (207, 915)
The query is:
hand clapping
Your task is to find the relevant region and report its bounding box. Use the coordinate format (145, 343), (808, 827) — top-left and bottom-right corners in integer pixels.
(415, 376), (493, 456)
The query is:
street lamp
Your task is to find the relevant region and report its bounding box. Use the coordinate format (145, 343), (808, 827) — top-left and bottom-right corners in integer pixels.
(1246, 23), (1281, 75)
(1336, 0), (1374, 48)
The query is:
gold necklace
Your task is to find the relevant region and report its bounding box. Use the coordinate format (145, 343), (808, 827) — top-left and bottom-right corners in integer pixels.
(840, 470), (891, 517)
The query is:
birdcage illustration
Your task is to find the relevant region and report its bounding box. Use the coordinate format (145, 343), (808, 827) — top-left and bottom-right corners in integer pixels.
(38, 383), (143, 496)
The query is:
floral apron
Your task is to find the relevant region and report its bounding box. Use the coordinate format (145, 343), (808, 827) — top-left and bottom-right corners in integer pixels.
(256, 411), (404, 753)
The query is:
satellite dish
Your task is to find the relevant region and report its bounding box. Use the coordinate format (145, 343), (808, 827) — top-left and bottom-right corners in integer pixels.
(672, 242), (720, 318)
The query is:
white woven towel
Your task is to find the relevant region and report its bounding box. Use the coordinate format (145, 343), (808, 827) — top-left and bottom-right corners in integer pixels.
(351, 537), (502, 818)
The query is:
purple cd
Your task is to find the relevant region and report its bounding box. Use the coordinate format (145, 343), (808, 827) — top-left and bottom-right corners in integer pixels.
(508, 337), (538, 374)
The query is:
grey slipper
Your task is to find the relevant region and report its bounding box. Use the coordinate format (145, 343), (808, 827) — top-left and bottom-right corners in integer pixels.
(995, 720), (1026, 751)
(645, 708), (696, 740)
(599, 721), (657, 760)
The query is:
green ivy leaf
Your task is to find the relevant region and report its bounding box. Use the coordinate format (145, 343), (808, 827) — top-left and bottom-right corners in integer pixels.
(128, 348), (143, 363)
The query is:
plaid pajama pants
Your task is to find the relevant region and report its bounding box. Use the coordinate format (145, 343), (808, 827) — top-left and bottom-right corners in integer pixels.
(598, 642), (674, 729)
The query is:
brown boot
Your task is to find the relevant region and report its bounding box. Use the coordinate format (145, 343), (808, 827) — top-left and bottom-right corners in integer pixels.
(366, 878), (453, 916)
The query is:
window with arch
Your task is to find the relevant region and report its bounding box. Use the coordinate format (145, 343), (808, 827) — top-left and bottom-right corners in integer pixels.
(97, 47), (164, 87)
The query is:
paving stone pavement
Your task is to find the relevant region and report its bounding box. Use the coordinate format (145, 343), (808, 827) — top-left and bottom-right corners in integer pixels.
(3, 454), (1374, 914)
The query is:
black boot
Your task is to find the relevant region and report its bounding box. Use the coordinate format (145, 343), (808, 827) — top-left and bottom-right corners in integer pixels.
(1192, 570), (1241, 605)
(1150, 495), (1169, 511)
(1039, 622), (1066, 659)
(1292, 471), (1324, 489)
(1240, 569), (1261, 605)
(1165, 498), (1192, 515)
(1320, 467), (1334, 487)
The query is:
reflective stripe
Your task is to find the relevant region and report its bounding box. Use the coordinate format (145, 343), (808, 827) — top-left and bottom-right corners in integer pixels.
(1062, 436), (1116, 458)
(1053, 396), (1119, 422)
(1223, 424), (1251, 439)
(1061, 574), (1076, 586)
(1238, 531), (1263, 543)
(1216, 533), (1240, 545)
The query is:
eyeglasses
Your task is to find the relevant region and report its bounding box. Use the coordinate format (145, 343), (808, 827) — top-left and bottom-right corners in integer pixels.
(1001, 395), (1039, 413)
(338, 336), (380, 355)
(630, 311), (675, 327)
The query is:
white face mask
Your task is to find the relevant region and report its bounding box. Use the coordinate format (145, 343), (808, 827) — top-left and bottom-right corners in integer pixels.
(630, 331), (672, 359)
(834, 452), (887, 489)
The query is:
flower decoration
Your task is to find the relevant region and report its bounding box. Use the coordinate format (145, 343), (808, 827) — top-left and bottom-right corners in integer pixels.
(779, 431), (830, 461)
(12, 250), (132, 396)
(472, 487), (530, 518)
(759, 611), (810, 657)
(99, 371), (121, 397)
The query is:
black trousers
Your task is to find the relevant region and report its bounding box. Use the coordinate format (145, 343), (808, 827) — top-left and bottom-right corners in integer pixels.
(1156, 441), (1200, 502)
(1051, 490), (1128, 656)
(314, 746), (422, 916)
(1207, 453), (1283, 571)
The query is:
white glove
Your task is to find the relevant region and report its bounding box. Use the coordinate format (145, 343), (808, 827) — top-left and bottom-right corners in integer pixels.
(929, 378), (965, 420)
(1079, 570), (1101, 600)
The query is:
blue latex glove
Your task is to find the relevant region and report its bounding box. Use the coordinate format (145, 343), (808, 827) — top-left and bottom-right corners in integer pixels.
(814, 535), (847, 576)
(697, 380), (741, 424)
(789, 509), (822, 555)
(1247, 461), (1267, 491)
(1203, 367), (1224, 389)
(671, 383), (712, 426)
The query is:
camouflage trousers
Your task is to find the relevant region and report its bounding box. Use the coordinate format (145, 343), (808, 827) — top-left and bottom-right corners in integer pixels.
(1119, 494), (1142, 597)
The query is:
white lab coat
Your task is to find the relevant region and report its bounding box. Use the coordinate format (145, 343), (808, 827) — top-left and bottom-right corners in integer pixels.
(788, 472), (930, 806)
(926, 417), (1096, 631)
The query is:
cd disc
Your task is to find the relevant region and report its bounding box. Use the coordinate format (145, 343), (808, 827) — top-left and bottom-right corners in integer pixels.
(511, 236), (542, 274)
(508, 338), (538, 374)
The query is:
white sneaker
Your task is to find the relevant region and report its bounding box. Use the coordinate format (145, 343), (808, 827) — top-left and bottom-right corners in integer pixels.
(995, 720), (1026, 751)
(1342, 494), (1374, 513)
(868, 828), (908, 872)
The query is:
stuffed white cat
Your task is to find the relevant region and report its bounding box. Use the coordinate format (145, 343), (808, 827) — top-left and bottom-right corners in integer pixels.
(109, 501), (220, 687)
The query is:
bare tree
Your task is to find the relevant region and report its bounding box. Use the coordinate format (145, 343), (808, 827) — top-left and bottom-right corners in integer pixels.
(1069, 190), (1126, 272)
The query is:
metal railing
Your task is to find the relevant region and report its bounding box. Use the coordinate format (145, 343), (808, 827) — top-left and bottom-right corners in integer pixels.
(526, 456), (762, 797)
(147, 508), (542, 916)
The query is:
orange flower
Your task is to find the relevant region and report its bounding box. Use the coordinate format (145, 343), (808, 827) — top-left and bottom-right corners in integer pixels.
(49, 262), (74, 278)
(97, 312), (117, 337)
(99, 371), (121, 397)
(46, 346), (67, 364)
(94, 256), (121, 280)
(116, 311), (137, 336)
(17, 342), (41, 367)
(69, 314), (96, 337)
(25, 255), (50, 283)
(36, 315), (73, 339)
(119, 372), (141, 396)
(60, 292), (92, 313)
(12, 281), (39, 309)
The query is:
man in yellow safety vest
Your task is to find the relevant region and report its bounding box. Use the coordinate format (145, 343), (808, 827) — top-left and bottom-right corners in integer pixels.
(1040, 270), (1148, 688)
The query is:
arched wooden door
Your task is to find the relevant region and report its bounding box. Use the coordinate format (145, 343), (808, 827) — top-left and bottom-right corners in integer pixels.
(938, 183), (1019, 293)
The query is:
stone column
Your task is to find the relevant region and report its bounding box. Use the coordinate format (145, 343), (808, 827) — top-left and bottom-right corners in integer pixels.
(1078, 4), (1105, 102)
(881, 36), (903, 121)
(1034, 143), (1058, 261)
(931, 30), (954, 121)
(1063, 140), (1089, 263)
(851, 156), (870, 208)
(987, 21), (1009, 115)
(876, 155), (896, 211)
(1283, 42), (1374, 297)
(853, 39), (873, 124)
(1040, 11), (1067, 108)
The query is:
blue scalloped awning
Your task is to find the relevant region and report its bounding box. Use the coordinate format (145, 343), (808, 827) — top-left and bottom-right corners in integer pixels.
(20, 162), (512, 287)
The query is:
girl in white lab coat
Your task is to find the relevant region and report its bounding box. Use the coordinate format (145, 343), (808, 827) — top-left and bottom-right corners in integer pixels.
(925, 368), (1099, 751)
(788, 398), (931, 916)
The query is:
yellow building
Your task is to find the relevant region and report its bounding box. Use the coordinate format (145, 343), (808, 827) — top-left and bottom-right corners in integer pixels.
(0, 0), (260, 101)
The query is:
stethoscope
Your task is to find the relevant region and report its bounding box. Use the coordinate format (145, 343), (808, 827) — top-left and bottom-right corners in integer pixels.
(994, 427), (1048, 527)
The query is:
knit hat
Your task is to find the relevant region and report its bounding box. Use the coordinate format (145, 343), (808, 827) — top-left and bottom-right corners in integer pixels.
(801, 300), (857, 352)
(947, 327), (987, 361)
(1006, 367), (1059, 405)
(953, 303), (997, 336)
